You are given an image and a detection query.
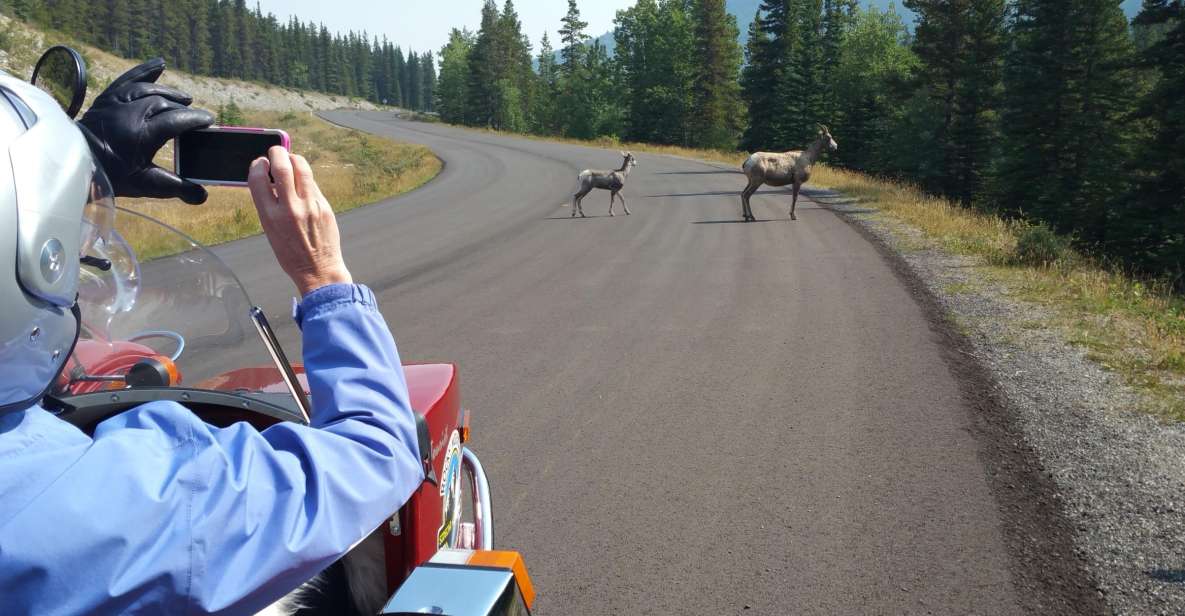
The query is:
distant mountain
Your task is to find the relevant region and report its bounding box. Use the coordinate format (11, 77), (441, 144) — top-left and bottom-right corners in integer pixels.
(583, 0), (1143, 56)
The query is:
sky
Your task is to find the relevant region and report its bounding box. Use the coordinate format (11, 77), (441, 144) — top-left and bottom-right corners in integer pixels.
(254, 0), (635, 55)
(253, 0), (1145, 56)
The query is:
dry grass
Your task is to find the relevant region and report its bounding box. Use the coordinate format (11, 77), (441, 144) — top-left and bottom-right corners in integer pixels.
(807, 166), (1185, 421)
(121, 110), (440, 260)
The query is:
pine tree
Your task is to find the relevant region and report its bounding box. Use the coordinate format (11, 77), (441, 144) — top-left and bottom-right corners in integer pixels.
(436, 28), (473, 123)
(563, 38), (622, 139)
(126, 0), (153, 58)
(1111, 0), (1185, 277)
(831, 5), (917, 173)
(493, 0), (534, 131)
(421, 51), (437, 112)
(217, 99), (245, 125)
(740, 9), (773, 150)
(99, 0), (131, 55)
(155, 0), (190, 70)
(820, 0), (858, 124)
(466, 0), (501, 126)
(743, 0), (810, 151)
(790, 0), (827, 146)
(690, 0), (745, 149)
(994, 0), (1138, 247)
(9, 0), (44, 21)
(188, 0), (212, 74)
(614, 0), (696, 145)
(558, 0), (589, 76)
(233, 0), (253, 79)
(905, 0), (1006, 204)
(532, 31), (560, 134)
(393, 46), (407, 107)
(407, 50), (422, 110)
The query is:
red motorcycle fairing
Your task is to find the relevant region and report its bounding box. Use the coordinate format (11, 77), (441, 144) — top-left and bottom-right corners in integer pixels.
(60, 336), (465, 597)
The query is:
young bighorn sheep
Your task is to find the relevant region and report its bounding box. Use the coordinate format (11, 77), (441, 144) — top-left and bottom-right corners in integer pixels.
(573, 151), (638, 217)
(741, 126), (838, 222)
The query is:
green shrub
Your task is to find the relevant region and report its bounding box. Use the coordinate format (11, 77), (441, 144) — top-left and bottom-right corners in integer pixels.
(0, 23), (16, 52)
(217, 100), (245, 126)
(278, 111), (308, 127)
(1009, 222), (1074, 267)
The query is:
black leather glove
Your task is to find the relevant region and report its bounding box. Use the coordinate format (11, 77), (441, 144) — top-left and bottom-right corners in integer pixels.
(78, 58), (215, 205)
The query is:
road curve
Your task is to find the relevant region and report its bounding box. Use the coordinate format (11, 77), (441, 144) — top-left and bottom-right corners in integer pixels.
(210, 112), (1044, 614)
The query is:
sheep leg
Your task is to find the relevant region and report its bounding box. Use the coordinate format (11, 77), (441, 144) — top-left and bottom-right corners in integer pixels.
(618, 191), (630, 215)
(790, 182), (800, 221)
(574, 188), (591, 218)
(608, 191), (616, 217)
(741, 180), (760, 221)
(740, 184), (750, 221)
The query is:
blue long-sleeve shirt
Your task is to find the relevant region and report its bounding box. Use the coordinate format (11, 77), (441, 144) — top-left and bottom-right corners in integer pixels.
(0, 283), (424, 614)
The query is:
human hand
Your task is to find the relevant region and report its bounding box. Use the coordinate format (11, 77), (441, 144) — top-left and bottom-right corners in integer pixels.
(248, 146), (352, 296)
(77, 58), (214, 205)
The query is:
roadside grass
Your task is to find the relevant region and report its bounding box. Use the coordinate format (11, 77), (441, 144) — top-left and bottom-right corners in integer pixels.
(809, 165), (1185, 421)
(121, 110), (440, 260)
(445, 121), (1185, 420)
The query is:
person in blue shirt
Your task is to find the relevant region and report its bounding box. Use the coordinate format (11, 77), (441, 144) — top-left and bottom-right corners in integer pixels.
(0, 60), (423, 614)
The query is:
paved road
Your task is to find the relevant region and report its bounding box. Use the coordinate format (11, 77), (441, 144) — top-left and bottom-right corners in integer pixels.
(211, 112), (1038, 614)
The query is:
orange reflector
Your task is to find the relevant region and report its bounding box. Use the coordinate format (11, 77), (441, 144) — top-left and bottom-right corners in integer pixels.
(460, 409), (471, 443)
(152, 355), (181, 386)
(467, 550), (535, 609)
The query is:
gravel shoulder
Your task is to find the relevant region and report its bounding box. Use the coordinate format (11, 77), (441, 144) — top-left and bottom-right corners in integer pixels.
(809, 187), (1185, 615)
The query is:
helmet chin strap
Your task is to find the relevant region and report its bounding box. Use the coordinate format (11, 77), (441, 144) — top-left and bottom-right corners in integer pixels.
(0, 302), (82, 416)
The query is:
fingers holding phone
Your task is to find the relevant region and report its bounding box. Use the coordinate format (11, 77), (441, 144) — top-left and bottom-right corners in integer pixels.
(249, 147), (352, 297)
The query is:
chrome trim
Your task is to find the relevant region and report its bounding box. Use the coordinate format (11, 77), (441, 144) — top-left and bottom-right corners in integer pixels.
(462, 447), (494, 550)
(249, 307), (312, 423)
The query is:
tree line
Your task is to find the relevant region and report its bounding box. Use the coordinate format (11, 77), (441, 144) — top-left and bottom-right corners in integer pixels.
(438, 0), (1185, 285)
(437, 0), (744, 150)
(2, 0), (437, 111)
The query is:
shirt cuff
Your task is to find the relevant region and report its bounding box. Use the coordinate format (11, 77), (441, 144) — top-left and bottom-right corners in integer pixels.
(292, 283), (378, 328)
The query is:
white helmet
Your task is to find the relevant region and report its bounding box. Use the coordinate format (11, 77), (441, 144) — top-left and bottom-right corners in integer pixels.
(0, 71), (115, 411)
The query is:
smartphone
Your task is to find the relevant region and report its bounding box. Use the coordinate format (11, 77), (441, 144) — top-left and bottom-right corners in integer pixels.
(174, 126), (291, 187)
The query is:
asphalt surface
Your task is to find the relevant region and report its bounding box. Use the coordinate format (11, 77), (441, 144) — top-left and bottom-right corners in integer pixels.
(204, 112), (1045, 614)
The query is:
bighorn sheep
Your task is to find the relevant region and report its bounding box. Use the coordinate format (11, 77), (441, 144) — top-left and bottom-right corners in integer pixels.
(573, 151), (638, 217)
(741, 126), (837, 222)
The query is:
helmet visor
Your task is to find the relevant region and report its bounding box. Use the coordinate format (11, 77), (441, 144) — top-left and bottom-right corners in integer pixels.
(77, 165), (140, 332)
(79, 163), (115, 258)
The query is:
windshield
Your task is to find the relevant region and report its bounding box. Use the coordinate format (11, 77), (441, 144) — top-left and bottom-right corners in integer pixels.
(55, 206), (309, 423)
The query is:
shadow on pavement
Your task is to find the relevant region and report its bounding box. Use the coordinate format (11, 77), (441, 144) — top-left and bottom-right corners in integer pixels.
(691, 219), (783, 225)
(1147, 569), (1185, 584)
(647, 189), (793, 199)
(655, 170), (742, 176)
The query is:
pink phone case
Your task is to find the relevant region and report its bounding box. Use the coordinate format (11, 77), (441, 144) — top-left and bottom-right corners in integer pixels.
(174, 126), (291, 187)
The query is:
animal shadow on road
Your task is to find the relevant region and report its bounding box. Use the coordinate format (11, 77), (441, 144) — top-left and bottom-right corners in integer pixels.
(646, 189), (793, 199)
(655, 170), (742, 176)
(691, 219), (782, 225)
(1147, 569), (1185, 584)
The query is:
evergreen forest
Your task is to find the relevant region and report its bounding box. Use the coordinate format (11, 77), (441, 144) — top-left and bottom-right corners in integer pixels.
(1, 0), (437, 110)
(439, 0), (1185, 286)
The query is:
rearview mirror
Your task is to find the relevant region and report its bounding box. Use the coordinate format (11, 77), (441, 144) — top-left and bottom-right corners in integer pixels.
(31, 46), (87, 119)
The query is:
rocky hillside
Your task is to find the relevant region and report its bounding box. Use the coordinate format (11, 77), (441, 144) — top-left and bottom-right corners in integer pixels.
(0, 14), (378, 113)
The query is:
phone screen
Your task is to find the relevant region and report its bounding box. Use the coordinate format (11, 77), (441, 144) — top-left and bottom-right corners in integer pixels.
(176, 129), (285, 184)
